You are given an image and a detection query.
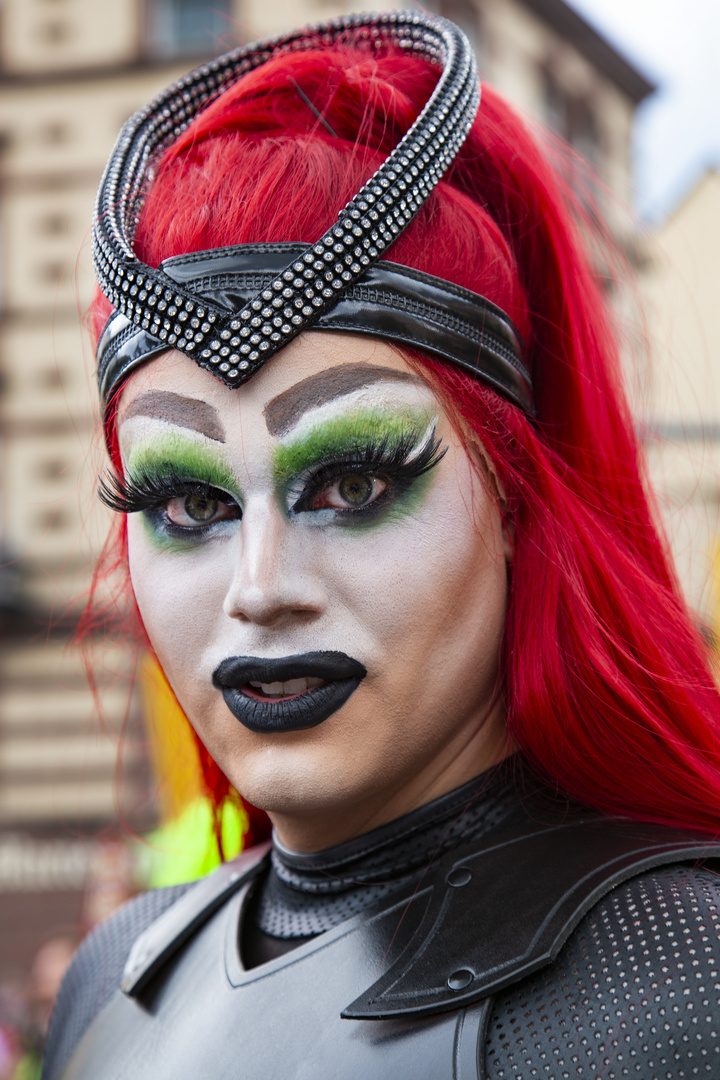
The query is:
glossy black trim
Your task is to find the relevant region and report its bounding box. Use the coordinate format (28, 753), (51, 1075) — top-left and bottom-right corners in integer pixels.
(344, 820), (720, 1018)
(98, 246), (533, 419)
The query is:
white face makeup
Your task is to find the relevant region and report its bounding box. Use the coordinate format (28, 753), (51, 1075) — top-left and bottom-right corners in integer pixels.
(116, 332), (512, 852)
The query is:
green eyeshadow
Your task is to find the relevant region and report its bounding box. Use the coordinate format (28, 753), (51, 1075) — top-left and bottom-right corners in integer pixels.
(125, 433), (240, 499)
(273, 408), (440, 530)
(125, 434), (241, 552)
(272, 409), (433, 487)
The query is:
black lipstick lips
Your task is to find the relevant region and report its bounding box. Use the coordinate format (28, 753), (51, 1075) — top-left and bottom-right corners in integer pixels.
(212, 651), (367, 734)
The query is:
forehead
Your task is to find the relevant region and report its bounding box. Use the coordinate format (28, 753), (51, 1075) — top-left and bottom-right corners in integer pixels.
(116, 331), (432, 436)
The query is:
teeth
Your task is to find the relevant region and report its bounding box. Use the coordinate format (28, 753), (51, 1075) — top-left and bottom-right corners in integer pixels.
(282, 677), (319, 696)
(248, 677), (325, 697)
(250, 680), (284, 696)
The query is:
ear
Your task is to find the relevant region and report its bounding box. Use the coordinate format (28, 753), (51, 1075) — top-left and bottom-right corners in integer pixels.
(491, 469), (514, 563)
(468, 441), (514, 562)
(501, 513), (514, 563)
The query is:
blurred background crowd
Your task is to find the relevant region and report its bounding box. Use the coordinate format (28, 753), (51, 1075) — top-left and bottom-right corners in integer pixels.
(0, 0), (717, 1075)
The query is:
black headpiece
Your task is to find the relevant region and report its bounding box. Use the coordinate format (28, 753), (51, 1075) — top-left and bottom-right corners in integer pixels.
(93, 11), (534, 416)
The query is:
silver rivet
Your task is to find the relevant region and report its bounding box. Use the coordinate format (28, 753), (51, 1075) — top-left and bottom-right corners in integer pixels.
(447, 969), (473, 992)
(447, 867), (471, 888)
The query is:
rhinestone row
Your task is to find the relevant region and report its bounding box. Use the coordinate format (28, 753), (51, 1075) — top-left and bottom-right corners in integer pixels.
(92, 12), (479, 392)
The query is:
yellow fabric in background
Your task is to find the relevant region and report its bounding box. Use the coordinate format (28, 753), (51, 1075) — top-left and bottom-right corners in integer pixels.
(139, 652), (205, 822)
(141, 797), (247, 888)
(710, 543), (720, 683)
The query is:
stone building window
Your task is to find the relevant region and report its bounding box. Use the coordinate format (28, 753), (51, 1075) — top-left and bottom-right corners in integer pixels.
(542, 72), (602, 169)
(37, 22), (72, 45)
(37, 213), (67, 236)
(37, 122), (70, 146)
(145, 0), (232, 59)
(543, 73), (567, 138)
(568, 97), (601, 168)
(37, 261), (65, 284)
(35, 507), (70, 531)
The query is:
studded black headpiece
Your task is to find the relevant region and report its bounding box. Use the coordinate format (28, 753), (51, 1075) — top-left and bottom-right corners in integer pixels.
(93, 11), (534, 416)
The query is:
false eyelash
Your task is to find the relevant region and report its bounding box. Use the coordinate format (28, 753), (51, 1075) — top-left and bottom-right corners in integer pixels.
(98, 466), (236, 515)
(289, 424), (447, 514)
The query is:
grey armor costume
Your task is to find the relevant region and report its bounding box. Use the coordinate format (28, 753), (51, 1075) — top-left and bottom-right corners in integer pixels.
(42, 766), (720, 1079)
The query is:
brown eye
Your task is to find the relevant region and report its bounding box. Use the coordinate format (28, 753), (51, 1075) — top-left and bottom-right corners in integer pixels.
(310, 473), (387, 512)
(163, 490), (239, 531)
(184, 494), (218, 521)
(338, 475), (373, 506)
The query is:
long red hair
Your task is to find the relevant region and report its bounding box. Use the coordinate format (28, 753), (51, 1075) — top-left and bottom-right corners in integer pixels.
(89, 42), (720, 842)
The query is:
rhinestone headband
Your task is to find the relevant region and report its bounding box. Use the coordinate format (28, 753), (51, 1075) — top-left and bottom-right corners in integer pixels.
(93, 11), (535, 418)
(97, 245), (533, 414)
(93, 13), (483, 384)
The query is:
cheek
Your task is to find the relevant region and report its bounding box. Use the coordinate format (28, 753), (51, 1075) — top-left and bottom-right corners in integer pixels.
(324, 463), (507, 656)
(126, 517), (230, 675)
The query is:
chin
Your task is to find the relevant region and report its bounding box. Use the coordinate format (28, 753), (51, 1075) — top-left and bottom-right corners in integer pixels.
(225, 742), (360, 817)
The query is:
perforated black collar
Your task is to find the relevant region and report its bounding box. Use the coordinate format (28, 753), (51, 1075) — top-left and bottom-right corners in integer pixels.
(255, 761), (531, 939)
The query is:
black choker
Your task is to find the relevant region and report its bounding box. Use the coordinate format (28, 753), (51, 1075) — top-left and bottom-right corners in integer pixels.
(254, 764), (534, 939)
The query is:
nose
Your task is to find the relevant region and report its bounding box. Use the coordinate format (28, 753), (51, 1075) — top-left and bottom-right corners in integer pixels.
(223, 495), (327, 627)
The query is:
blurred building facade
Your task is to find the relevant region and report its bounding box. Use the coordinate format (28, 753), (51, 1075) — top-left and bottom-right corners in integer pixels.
(0, 0), (652, 980)
(640, 169), (720, 624)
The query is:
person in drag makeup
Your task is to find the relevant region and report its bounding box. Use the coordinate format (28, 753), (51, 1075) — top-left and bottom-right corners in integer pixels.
(43, 13), (720, 1080)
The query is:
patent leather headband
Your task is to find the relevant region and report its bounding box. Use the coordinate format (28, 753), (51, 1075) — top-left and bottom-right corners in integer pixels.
(97, 244), (533, 414)
(93, 12), (486, 393)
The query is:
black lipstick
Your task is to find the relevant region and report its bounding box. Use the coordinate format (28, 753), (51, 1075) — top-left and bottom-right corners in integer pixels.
(212, 651), (367, 734)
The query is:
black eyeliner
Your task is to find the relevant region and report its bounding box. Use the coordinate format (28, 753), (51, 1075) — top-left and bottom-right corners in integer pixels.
(98, 466), (240, 517)
(288, 424), (447, 517)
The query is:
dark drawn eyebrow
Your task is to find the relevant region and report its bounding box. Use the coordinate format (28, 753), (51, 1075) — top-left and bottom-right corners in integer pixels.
(263, 363), (424, 437)
(120, 390), (226, 443)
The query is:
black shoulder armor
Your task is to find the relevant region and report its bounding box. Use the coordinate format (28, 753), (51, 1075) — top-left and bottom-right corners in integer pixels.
(121, 819), (720, 1018)
(42, 881), (192, 1080)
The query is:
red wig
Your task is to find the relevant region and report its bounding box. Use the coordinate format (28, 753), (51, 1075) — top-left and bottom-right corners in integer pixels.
(90, 43), (720, 842)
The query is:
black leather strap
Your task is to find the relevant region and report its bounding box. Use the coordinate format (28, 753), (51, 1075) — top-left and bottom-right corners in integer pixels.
(97, 244), (532, 417)
(455, 999), (493, 1080)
